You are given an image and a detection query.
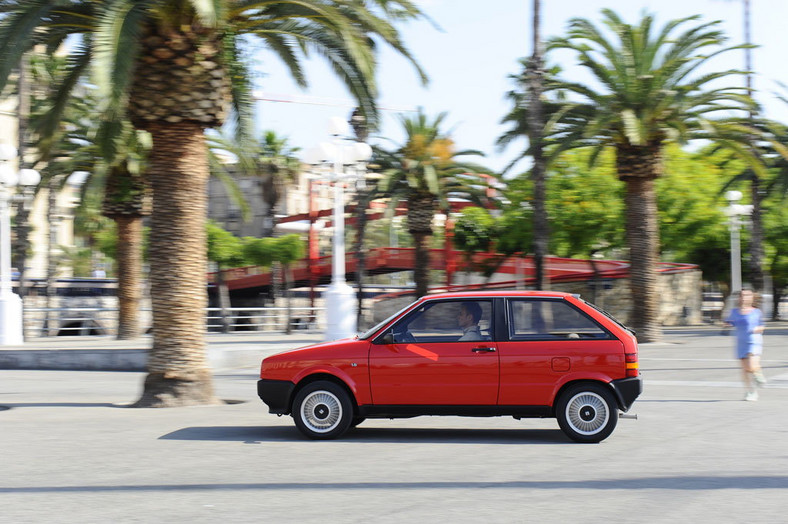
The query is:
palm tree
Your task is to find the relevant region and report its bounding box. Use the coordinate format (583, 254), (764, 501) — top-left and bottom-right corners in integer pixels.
(535, 10), (755, 342)
(376, 110), (493, 298)
(26, 52), (151, 339)
(0, 1), (427, 407)
(526, 0), (548, 290)
(209, 130), (301, 238)
(349, 107), (375, 328)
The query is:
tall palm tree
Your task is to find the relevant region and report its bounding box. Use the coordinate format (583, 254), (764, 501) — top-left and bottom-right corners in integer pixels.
(0, 1), (427, 406)
(526, 0), (548, 290)
(349, 107), (376, 327)
(536, 10), (755, 342)
(376, 110), (493, 298)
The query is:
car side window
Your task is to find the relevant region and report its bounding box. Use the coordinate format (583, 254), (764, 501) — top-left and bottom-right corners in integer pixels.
(507, 299), (609, 340)
(388, 300), (493, 343)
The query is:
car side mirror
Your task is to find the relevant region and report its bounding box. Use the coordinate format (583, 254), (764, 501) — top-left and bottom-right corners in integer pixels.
(379, 332), (394, 345)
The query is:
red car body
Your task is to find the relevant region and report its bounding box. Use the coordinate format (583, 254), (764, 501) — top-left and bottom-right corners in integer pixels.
(258, 291), (642, 442)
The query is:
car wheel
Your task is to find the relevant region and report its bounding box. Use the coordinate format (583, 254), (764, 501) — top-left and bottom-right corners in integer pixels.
(556, 383), (618, 443)
(292, 381), (353, 440)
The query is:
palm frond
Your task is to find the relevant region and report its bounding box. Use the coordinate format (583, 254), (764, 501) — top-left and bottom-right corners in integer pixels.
(0, 0), (51, 93)
(94, 0), (149, 119)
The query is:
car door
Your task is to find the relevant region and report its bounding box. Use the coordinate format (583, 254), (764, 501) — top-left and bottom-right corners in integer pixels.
(369, 299), (499, 405)
(497, 298), (623, 406)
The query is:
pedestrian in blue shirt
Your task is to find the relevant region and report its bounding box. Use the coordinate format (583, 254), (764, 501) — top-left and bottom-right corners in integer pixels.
(725, 288), (766, 401)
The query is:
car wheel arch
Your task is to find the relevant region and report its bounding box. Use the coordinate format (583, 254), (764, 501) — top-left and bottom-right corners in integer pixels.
(551, 379), (619, 416)
(292, 373), (359, 414)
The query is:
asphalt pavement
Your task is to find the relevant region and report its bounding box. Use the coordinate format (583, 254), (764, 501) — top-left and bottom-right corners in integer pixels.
(1, 323), (787, 523)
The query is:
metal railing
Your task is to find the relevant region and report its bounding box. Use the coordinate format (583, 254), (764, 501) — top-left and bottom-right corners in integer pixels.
(205, 307), (322, 332)
(24, 306), (324, 336)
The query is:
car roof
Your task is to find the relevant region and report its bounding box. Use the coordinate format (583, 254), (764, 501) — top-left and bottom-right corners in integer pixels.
(419, 290), (575, 301)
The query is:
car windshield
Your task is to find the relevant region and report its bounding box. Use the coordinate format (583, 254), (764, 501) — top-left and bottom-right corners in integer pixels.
(359, 308), (407, 340)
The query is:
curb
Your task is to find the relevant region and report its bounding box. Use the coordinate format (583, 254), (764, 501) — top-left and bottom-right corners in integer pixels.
(0, 335), (323, 372)
(0, 349), (147, 371)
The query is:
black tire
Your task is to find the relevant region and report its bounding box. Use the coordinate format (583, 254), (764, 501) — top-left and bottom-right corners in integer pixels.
(555, 383), (618, 443)
(292, 381), (353, 440)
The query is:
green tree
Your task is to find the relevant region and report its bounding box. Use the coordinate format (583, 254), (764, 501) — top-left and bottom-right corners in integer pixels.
(453, 206), (496, 278)
(243, 234), (305, 333)
(275, 234), (306, 334)
(656, 146), (730, 268)
(546, 150), (624, 260)
(207, 220), (247, 332)
(0, 0), (427, 406)
(539, 10), (755, 341)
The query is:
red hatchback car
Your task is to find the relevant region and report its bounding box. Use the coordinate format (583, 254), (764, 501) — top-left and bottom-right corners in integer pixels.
(258, 291), (642, 443)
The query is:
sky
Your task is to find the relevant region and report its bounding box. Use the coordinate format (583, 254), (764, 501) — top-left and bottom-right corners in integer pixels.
(251, 0), (788, 173)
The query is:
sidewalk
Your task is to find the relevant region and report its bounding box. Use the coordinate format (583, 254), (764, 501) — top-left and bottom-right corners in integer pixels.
(1, 322), (786, 372)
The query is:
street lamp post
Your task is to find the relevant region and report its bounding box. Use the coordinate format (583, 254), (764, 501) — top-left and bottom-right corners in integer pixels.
(305, 117), (372, 341)
(724, 190), (753, 298)
(0, 144), (40, 345)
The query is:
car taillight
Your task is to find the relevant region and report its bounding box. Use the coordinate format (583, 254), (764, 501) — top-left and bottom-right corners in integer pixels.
(625, 352), (639, 378)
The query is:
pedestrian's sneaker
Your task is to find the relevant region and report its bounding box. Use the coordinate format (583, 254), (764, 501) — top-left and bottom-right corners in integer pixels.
(744, 391), (758, 402)
(753, 371), (767, 387)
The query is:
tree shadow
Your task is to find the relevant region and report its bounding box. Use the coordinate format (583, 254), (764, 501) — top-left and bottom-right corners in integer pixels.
(0, 402), (120, 408)
(0, 399), (246, 410)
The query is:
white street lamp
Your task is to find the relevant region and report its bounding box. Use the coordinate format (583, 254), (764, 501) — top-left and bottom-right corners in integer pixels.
(304, 118), (372, 341)
(0, 144), (40, 345)
(724, 190), (753, 298)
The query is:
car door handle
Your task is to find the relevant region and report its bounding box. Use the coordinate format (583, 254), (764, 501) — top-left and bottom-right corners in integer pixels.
(472, 347), (496, 353)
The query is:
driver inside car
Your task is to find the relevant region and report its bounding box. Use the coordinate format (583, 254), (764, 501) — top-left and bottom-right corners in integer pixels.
(457, 302), (483, 342)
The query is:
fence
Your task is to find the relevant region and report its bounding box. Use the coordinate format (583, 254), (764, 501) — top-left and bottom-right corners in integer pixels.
(24, 306), (324, 337)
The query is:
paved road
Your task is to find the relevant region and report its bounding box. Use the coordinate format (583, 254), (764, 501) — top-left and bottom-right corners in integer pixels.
(2, 325), (787, 523)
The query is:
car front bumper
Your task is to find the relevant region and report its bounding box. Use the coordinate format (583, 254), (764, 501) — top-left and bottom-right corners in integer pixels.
(610, 376), (643, 412)
(257, 379), (296, 415)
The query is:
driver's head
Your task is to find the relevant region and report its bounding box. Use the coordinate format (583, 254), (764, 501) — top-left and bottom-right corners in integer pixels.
(458, 302), (482, 328)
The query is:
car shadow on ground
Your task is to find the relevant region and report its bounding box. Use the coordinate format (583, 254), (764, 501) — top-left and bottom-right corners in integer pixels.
(159, 425), (570, 444)
(4, 475), (788, 494)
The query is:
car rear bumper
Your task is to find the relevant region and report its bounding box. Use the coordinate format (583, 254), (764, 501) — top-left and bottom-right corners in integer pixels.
(257, 379), (296, 415)
(610, 376), (643, 412)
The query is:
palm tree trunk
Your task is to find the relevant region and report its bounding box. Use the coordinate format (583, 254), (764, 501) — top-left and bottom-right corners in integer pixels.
(284, 263), (292, 334)
(748, 178), (765, 292)
(45, 186), (58, 337)
(215, 268), (232, 334)
(770, 249), (783, 320)
(134, 122), (217, 407)
(742, 0), (765, 293)
(271, 261), (282, 324)
(412, 231), (431, 298)
(589, 253), (600, 305)
(354, 192), (373, 328)
(13, 52), (31, 310)
(115, 216), (143, 339)
(528, 0), (549, 291)
(624, 177), (661, 342)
